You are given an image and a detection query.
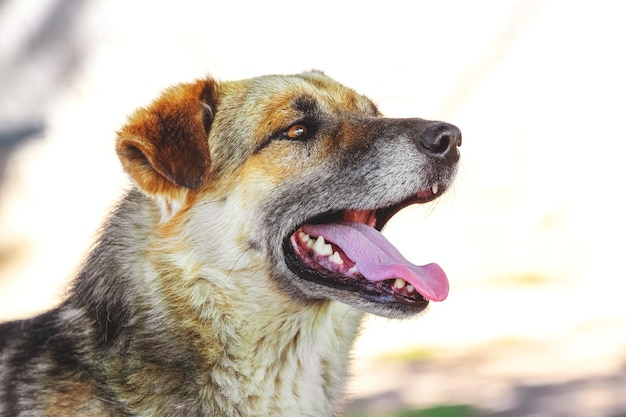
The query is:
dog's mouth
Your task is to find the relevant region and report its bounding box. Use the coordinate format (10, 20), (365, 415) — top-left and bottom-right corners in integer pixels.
(283, 183), (449, 312)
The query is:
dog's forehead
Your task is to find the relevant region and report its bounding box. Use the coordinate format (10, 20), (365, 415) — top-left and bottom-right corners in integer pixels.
(220, 72), (378, 117)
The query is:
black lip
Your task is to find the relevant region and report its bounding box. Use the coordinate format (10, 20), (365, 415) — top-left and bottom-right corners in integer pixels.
(374, 185), (444, 230)
(282, 238), (429, 311)
(280, 190), (443, 311)
(289, 185), (441, 236)
(276, 180), (445, 313)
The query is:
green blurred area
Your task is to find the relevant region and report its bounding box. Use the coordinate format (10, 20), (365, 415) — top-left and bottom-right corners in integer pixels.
(350, 404), (476, 417)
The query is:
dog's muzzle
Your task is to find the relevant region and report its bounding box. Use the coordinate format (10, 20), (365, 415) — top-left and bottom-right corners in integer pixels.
(277, 116), (462, 317)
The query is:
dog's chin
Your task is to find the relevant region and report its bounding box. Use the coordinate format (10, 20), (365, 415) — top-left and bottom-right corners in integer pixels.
(280, 185), (449, 319)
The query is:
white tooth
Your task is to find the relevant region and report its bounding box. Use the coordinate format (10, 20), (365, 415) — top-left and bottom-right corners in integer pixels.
(348, 265), (359, 274)
(432, 183), (439, 195)
(394, 279), (406, 289)
(305, 239), (313, 249)
(313, 236), (333, 256)
(329, 251), (344, 265)
(298, 231), (311, 243)
(406, 284), (415, 293)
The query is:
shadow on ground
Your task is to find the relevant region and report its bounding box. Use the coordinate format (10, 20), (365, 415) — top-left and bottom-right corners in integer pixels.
(349, 372), (626, 416)
(347, 337), (626, 417)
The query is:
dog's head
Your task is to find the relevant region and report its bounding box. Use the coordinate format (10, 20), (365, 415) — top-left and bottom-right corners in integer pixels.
(116, 71), (461, 319)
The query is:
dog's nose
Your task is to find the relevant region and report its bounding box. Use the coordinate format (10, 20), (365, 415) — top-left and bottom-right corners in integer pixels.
(419, 122), (462, 164)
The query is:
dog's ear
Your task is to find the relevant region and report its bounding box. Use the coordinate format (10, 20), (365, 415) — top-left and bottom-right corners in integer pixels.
(116, 79), (217, 199)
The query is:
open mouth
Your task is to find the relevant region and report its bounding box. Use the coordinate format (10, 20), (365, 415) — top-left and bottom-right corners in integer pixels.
(283, 183), (450, 311)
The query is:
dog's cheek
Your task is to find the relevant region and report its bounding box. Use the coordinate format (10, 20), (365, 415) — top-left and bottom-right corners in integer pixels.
(241, 145), (315, 186)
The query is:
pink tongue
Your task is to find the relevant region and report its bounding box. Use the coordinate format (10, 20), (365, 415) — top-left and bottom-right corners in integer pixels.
(302, 222), (449, 302)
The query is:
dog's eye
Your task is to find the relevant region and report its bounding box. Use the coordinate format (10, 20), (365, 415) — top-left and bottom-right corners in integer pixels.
(286, 124), (309, 140)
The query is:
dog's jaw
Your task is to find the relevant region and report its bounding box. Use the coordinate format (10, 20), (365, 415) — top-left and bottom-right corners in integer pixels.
(278, 191), (451, 318)
(263, 188), (459, 320)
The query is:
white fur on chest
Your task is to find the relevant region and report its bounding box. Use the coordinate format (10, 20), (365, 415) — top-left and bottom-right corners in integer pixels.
(206, 301), (364, 417)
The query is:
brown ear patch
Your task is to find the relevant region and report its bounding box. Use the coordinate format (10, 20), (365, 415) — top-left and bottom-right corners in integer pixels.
(116, 79), (218, 197)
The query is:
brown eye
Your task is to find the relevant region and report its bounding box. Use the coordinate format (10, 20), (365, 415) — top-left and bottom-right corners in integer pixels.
(286, 124), (308, 139)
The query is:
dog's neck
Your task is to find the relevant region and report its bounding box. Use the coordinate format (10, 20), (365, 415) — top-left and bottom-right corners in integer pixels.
(204, 300), (363, 416)
(69, 190), (365, 416)
(147, 232), (366, 416)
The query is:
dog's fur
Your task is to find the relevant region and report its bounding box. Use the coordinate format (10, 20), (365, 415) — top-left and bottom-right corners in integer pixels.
(0, 71), (460, 416)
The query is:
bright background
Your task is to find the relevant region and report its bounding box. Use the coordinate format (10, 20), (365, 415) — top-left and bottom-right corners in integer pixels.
(1, 1), (625, 416)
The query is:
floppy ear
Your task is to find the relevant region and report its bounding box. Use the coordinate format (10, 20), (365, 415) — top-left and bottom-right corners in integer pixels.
(116, 78), (217, 199)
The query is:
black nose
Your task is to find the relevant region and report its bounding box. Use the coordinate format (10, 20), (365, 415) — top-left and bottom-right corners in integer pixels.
(419, 122), (462, 164)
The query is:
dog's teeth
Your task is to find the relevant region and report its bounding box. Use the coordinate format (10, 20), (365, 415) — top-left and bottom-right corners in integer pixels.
(406, 284), (415, 293)
(298, 231), (311, 243)
(393, 278), (406, 289)
(348, 265), (359, 274)
(329, 251), (344, 265)
(432, 183), (439, 195)
(313, 236), (333, 256)
(299, 231), (314, 249)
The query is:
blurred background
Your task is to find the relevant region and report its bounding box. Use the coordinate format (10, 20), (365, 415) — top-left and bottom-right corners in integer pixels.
(1, 0), (625, 415)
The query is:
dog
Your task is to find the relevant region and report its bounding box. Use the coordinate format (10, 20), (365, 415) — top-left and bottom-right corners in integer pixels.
(0, 70), (461, 416)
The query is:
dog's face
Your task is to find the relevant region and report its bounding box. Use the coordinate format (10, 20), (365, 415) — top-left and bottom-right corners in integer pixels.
(116, 71), (460, 319)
